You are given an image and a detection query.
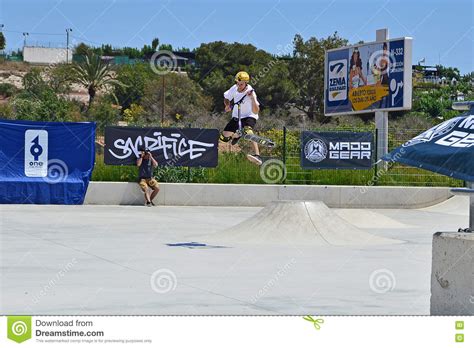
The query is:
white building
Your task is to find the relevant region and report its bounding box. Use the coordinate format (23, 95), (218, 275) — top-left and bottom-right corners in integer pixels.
(23, 46), (72, 64)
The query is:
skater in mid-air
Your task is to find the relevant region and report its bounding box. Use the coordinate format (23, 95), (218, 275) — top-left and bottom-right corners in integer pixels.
(220, 71), (263, 165)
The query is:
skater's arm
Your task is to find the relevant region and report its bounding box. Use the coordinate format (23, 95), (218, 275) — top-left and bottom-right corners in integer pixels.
(223, 85), (235, 112)
(248, 90), (260, 114)
(136, 153), (143, 166)
(224, 98), (231, 112)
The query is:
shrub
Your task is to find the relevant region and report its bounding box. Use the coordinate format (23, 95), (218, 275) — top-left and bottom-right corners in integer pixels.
(12, 89), (78, 122)
(88, 97), (121, 134)
(0, 83), (18, 97)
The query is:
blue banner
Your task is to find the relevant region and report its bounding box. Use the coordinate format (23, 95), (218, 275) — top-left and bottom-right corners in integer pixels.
(301, 131), (374, 169)
(0, 119), (96, 204)
(382, 114), (474, 182)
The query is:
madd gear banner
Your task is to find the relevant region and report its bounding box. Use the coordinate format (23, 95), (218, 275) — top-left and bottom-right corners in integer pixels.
(301, 131), (374, 169)
(0, 119), (96, 204)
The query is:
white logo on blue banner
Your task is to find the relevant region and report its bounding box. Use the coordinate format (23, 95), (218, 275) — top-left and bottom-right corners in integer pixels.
(328, 59), (347, 102)
(304, 138), (328, 163)
(402, 117), (462, 147)
(24, 130), (48, 177)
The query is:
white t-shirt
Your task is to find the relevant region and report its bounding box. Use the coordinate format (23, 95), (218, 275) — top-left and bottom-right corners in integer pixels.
(224, 84), (260, 120)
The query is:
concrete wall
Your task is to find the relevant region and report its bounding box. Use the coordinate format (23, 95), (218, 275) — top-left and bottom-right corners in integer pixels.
(23, 46), (72, 64)
(84, 182), (453, 208)
(430, 232), (474, 315)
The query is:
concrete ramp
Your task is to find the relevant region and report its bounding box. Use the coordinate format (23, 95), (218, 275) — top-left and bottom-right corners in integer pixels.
(419, 195), (469, 216)
(206, 201), (402, 246)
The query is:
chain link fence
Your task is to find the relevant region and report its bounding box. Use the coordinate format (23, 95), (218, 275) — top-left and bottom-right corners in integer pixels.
(93, 123), (464, 188)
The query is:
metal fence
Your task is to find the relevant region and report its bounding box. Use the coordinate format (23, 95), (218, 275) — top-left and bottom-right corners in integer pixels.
(94, 124), (464, 188)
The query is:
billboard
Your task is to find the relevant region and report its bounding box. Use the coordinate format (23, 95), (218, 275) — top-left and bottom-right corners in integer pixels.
(301, 131), (374, 169)
(105, 126), (219, 167)
(325, 37), (412, 115)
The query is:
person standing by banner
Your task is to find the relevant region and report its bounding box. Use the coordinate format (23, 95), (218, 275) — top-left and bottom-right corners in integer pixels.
(136, 148), (160, 207)
(220, 71), (262, 166)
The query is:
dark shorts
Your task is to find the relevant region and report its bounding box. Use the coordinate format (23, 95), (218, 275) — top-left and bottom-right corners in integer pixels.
(223, 117), (257, 133)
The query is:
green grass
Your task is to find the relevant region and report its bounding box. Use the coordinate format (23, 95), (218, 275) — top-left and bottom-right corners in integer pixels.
(91, 153), (463, 187)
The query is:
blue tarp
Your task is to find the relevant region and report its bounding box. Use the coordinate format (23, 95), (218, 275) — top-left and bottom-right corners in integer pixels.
(382, 114), (474, 182)
(0, 119), (96, 204)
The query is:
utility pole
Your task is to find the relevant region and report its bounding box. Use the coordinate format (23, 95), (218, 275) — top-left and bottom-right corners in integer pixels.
(22, 32), (29, 47)
(161, 75), (165, 125)
(66, 28), (72, 63)
(375, 28), (389, 171)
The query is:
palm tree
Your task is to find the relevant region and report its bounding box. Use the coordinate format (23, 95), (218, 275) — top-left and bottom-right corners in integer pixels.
(71, 53), (123, 109)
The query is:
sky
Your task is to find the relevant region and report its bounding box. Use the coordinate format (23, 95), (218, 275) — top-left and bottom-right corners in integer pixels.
(0, 0), (473, 73)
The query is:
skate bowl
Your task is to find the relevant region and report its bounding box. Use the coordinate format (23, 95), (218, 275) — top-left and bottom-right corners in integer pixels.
(205, 200), (403, 246)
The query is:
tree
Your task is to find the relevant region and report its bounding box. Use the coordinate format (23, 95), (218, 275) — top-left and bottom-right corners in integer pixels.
(190, 41), (296, 112)
(70, 53), (124, 109)
(114, 63), (157, 110)
(436, 65), (461, 81)
(0, 83), (18, 97)
(102, 44), (114, 56)
(13, 68), (79, 122)
(48, 63), (74, 94)
(158, 43), (173, 51)
(412, 85), (456, 119)
(74, 42), (91, 55)
(461, 72), (474, 84)
(22, 68), (49, 96)
(141, 44), (154, 57)
(151, 38), (159, 51)
(289, 32), (348, 122)
(122, 46), (142, 59)
(141, 73), (212, 124)
(12, 90), (78, 122)
(0, 32), (5, 50)
(88, 97), (121, 133)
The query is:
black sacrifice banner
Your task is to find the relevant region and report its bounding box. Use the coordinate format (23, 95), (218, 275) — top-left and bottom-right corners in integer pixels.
(301, 131), (374, 169)
(105, 126), (219, 167)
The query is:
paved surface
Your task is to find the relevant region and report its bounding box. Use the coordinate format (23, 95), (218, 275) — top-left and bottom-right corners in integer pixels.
(0, 197), (469, 315)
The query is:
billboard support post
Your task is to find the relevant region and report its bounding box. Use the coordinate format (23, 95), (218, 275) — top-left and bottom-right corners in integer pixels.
(375, 29), (389, 169)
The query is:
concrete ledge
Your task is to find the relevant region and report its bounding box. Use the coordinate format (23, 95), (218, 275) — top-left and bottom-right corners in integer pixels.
(84, 182), (453, 208)
(430, 232), (474, 315)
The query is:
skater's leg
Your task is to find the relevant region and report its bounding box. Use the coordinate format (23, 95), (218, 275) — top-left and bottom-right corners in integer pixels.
(220, 118), (240, 144)
(221, 130), (234, 139)
(251, 141), (260, 156)
(247, 141), (262, 165)
(240, 119), (263, 165)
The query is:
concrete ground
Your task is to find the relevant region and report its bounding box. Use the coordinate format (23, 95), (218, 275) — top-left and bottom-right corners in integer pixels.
(0, 197), (469, 315)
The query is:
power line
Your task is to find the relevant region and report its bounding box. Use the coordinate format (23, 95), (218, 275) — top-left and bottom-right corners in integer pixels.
(3, 29), (65, 36)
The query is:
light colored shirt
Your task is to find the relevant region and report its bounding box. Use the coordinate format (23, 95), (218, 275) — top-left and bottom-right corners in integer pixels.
(224, 84), (260, 120)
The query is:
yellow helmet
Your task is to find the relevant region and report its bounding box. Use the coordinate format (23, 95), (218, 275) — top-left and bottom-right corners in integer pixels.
(235, 71), (250, 82)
